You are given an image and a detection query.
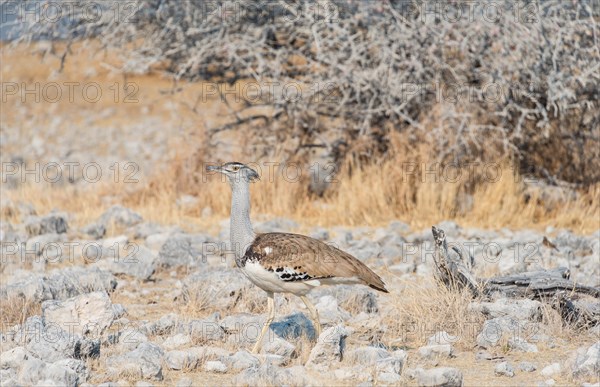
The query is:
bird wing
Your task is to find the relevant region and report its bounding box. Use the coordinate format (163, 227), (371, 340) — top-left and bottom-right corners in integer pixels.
(244, 232), (388, 292)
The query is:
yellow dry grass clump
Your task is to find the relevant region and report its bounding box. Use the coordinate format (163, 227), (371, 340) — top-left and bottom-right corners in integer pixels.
(4, 152), (600, 235)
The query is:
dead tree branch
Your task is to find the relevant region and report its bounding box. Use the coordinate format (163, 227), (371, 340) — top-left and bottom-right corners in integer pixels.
(431, 226), (600, 327)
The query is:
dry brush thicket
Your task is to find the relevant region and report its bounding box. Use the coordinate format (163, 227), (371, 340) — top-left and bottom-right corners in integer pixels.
(6, 0), (600, 187)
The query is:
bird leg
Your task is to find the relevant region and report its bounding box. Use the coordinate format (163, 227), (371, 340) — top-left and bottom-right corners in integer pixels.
(300, 295), (321, 339)
(252, 292), (275, 354)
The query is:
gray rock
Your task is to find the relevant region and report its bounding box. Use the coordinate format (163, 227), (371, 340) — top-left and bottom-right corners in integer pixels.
(469, 298), (542, 321)
(261, 336), (296, 359)
(332, 366), (372, 381)
(418, 344), (454, 359)
(182, 270), (261, 312)
(387, 350), (409, 373)
(164, 350), (199, 370)
(260, 354), (286, 366)
(145, 313), (180, 335)
(114, 328), (148, 351)
(346, 346), (390, 364)
(346, 347), (406, 377)
(380, 241), (404, 262)
(519, 361), (537, 372)
(508, 337), (538, 352)
(187, 346), (229, 361)
(223, 350), (260, 371)
(16, 357), (78, 387)
(128, 223), (180, 241)
(568, 341), (599, 378)
(14, 316), (100, 362)
(204, 360), (228, 373)
(98, 205), (143, 229)
(0, 222), (26, 245)
(540, 363), (561, 377)
(476, 317), (524, 348)
(388, 220), (411, 234)
(494, 361), (515, 377)
(187, 319), (225, 342)
(95, 245), (156, 280)
(1, 266), (117, 303)
(346, 240), (381, 262)
(175, 377), (193, 387)
(42, 291), (115, 337)
(0, 346), (28, 369)
(25, 213), (68, 236)
(53, 358), (89, 385)
(157, 234), (202, 268)
(220, 313), (264, 333)
(254, 218), (299, 233)
(378, 372), (401, 383)
(145, 233), (171, 251)
(314, 295), (351, 324)
(333, 285), (379, 314)
(81, 223), (106, 239)
(306, 325), (348, 371)
(309, 227), (330, 241)
(233, 362), (312, 386)
(162, 334), (191, 350)
(106, 342), (164, 380)
(270, 312), (316, 340)
(416, 367), (463, 387)
(101, 235), (129, 251)
(555, 230), (594, 254)
(0, 369), (17, 387)
(427, 331), (459, 345)
(96, 382), (122, 387)
(24, 233), (67, 259)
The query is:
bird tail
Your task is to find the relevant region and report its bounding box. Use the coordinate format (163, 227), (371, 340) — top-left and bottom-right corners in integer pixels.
(367, 276), (389, 293)
(358, 266), (389, 293)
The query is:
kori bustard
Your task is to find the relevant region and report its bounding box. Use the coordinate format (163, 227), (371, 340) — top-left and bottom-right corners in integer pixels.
(207, 162), (388, 353)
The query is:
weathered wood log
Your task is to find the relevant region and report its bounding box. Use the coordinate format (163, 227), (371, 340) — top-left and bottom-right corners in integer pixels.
(431, 226), (600, 327)
(432, 226), (480, 296)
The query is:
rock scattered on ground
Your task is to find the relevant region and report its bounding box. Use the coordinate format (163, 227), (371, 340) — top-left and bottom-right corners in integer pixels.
(1, 208), (599, 385)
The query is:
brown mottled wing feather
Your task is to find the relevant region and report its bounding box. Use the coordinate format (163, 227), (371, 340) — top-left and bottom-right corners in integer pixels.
(247, 233), (388, 293)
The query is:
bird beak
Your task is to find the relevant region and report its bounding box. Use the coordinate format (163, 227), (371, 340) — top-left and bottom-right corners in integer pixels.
(206, 164), (222, 174)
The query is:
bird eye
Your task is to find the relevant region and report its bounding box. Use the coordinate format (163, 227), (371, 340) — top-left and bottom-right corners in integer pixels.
(232, 166), (240, 171)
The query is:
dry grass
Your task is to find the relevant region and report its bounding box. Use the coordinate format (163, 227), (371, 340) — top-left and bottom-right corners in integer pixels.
(0, 295), (42, 331)
(4, 155), (598, 237)
(379, 279), (485, 352)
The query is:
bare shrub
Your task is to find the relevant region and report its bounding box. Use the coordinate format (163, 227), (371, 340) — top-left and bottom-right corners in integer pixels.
(4, 0), (599, 185)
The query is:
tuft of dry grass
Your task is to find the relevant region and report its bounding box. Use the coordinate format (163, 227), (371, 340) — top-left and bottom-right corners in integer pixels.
(0, 295), (42, 330)
(379, 278), (485, 352)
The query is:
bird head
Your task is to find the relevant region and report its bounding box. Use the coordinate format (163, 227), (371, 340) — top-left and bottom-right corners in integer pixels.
(206, 162), (260, 184)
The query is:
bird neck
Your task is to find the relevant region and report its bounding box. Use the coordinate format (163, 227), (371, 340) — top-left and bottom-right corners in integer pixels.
(230, 181), (256, 260)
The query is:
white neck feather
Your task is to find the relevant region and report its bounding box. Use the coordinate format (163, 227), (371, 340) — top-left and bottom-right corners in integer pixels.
(230, 180), (255, 260)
